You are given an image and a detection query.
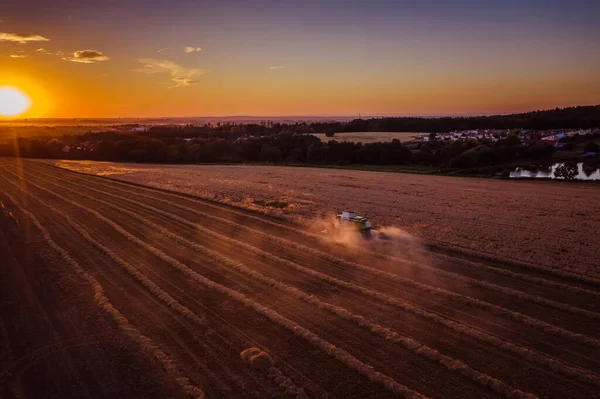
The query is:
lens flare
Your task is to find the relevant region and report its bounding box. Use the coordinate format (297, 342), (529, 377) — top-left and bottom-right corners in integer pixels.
(0, 87), (31, 117)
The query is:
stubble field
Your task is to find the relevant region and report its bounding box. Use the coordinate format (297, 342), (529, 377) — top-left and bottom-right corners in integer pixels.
(1, 158), (600, 398)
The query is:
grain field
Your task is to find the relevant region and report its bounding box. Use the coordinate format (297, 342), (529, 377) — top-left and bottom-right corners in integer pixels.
(1, 159), (599, 398)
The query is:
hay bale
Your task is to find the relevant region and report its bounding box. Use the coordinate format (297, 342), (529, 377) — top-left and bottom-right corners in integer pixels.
(240, 347), (274, 370)
(240, 347), (261, 362)
(248, 351), (273, 370)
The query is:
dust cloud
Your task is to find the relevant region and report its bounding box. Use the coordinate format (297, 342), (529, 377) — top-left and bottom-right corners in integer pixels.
(306, 215), (444, 290)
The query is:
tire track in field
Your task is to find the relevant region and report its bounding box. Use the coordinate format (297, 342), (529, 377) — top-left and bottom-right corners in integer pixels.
(3, 169), (428, 399)
(38, 161), (600, 289)
(0, 190), (205, 399)
(22, 166), (600, 350)
(18, 165), (600, 389)
(0, 333), (112, 388)
(32, 164), (600, 321)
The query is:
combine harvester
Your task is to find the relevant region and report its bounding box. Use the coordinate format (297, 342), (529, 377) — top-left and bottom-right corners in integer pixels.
(336, 211), (374, 240)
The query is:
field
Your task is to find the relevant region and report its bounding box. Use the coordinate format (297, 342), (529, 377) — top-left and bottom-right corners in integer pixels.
(52, 160), (600, 278)
(312, 131), (420, 143)
(2, 159), (600, 398)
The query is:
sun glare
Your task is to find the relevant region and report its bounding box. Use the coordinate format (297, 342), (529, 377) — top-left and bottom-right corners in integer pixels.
(0, 87), (31, 117)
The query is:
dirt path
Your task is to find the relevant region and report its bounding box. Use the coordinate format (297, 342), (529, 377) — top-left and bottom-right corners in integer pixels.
(1, 159), (599, 398)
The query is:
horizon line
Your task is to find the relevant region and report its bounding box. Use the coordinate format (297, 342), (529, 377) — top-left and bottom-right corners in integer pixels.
(2, 104), (598, 122)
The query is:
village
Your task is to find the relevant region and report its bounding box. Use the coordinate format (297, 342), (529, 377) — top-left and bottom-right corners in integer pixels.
(414, 128), (599, 148)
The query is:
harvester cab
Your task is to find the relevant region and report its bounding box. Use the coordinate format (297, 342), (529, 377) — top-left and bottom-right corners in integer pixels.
(336, 211), (372, 239)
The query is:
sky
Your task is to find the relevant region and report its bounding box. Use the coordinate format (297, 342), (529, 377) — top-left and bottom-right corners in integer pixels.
(1, 0), (599, 118)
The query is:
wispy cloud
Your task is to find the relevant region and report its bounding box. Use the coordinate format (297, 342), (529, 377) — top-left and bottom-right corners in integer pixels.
(63, 49), (109, 64)
(9, 54), (28, 58)
(184, 46), (201, 53)
(157, 47), (168, 53)
(137, 58), (205, 88)
(36, 47), (53, 55)
(170, 77), (198, 88)
(0, 32), (49, 44)
(269, 65), (285, 69)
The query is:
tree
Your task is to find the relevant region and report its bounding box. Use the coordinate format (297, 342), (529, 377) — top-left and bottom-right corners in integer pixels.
(165, 144), (182, 163)
(325, 131), (336, 138)
(289, 147), (304, 162)
(449, 151), (478, 169)
(583, 141), (599, 153)
(306, 144), (329, 162)
(259, 144), (282, 162)
(419, 143), (432, 155)
(554, 162), (578, 180)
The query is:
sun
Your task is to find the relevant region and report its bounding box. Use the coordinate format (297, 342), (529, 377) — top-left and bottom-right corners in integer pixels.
(0, 87), (32, 117)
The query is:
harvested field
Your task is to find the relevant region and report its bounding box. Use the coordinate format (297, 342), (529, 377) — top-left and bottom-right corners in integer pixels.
(51, 160), (600, 278)
(312, 131), (419, 143)
(2, 159), (600, 398)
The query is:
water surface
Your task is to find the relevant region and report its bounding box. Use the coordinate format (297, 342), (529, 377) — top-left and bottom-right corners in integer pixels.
(510, 162), (600, 180)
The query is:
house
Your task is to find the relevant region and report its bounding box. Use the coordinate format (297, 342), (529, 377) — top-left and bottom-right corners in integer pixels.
(522, 131), (542, 144)
(566, 129), (589, 137)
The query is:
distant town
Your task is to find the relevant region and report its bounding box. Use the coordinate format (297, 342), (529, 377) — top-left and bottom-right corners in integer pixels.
(414, 128), (598, 148)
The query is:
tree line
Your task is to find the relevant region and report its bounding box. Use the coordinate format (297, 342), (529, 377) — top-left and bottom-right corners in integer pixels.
(143, 105), (600, 134)
(1, 105), (598, 173)
(2, 131), (591, 173)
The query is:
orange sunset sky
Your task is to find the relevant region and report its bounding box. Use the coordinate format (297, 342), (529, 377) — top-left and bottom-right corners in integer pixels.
(1, 0), (600, 119)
